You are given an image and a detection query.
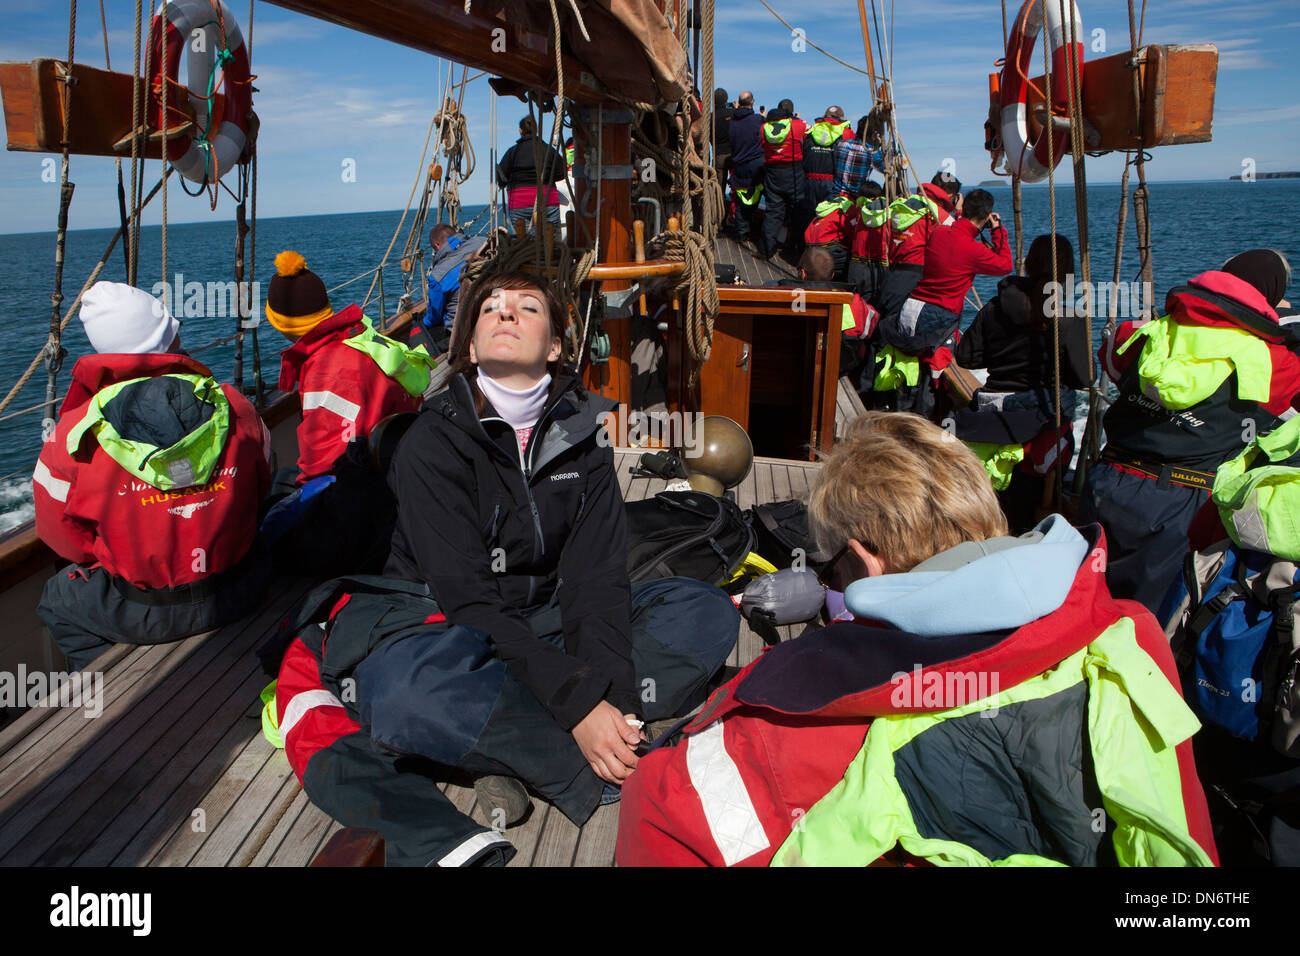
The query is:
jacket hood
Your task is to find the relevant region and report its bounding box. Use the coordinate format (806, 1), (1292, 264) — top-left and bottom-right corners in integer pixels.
(731, 106), (755, 120)
(65, 369), (231, 490)
(277, 303), (365, 392)
(843, 514), (1089, 635)
(993, 274), (1036, 328)
(920, 181), (957, 213)
(1168, 270), (1280, 329)
(683, 522), (1128, 724)
(62, 352), (216, 416)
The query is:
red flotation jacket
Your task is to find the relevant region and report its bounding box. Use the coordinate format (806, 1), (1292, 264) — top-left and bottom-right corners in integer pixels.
(278, 304), (431, 482)
(33, 353), (270, 589)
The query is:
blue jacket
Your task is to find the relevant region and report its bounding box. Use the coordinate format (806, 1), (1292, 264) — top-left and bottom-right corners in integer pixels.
(728, 107), (764, 167)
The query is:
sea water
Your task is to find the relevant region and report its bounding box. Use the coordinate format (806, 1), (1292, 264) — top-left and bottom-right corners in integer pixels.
(0, 182), (1297, 531)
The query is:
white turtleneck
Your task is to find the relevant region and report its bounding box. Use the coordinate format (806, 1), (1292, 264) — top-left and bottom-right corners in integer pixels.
(477, 369), (551, 459)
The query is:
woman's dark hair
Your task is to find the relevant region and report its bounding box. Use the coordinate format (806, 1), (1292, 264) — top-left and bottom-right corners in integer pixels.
(449, 271), (572, 412)
(778, 98), (794, 113)
(1024, 234), (1075, 333)
(1025, 233), (1075, 284)
(930, 171), (962, 197)
(858, 179), (884, 200)
(714, 87), (728, 110)
(962, 188), (995, 223)
(519, 115), (537, 137)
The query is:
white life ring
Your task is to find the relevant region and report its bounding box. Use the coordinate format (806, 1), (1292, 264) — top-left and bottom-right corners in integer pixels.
(999, 0), (1084, 183)
(148, 0), (253, 184)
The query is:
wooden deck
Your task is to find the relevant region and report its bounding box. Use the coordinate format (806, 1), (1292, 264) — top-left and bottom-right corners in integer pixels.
(0, 452), (820, 867)
(714, 235), (799, 286)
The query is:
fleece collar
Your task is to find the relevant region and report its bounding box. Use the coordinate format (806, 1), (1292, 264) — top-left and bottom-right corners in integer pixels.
(843, 514), (1090, 635)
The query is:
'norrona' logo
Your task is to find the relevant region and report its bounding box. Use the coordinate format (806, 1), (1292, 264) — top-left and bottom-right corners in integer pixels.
(550, 472), (580, 481)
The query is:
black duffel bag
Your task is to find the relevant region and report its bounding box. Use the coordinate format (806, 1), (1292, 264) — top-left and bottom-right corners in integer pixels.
(625, 491), (755, 587)
(748, 498), (831, 571)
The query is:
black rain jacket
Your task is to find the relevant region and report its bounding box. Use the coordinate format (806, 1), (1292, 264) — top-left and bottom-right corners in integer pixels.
(385, 371), (638, 729)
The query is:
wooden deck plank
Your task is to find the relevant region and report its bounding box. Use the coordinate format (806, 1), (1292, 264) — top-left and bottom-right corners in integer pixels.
(499, 794), (551, 867)
(0, 630), (248, 861)
(615, 450), (637, 498)
(733, 460), (758, 512)
(24, 584), (308, 865)
(150, 735), (274, 866)
(73, 582), (311, 865)
(787, 463), (812, 497)
(246, 784), (311, 868)
(93, 702), (272, 866)
(755, 460), (776, 514)
(0, 643), (136, 762)
(571, 803), (620, 867)
(189, 747), (297, 867)
(530, 800), (582, 867)
(770, 459), (793, 503)
(262, 790), (335, 868)
(0, 641), (185, 785)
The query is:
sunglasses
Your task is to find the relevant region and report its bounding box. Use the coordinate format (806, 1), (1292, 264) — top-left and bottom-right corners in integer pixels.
(817, 540), (874, 593)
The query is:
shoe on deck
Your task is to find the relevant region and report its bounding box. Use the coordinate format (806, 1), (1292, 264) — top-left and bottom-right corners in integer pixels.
(473, 774), (531, 827)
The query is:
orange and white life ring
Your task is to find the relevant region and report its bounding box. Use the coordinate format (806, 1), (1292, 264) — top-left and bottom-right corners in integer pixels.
(998, 0), (1083, 183)
(147, 0), (253, 184)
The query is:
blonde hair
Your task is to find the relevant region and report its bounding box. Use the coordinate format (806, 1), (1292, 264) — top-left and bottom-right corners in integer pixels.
(808, 412), (1008, 572)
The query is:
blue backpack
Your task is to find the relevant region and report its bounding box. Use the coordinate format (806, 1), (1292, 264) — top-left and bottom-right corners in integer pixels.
(1163, 541), (1300, 754)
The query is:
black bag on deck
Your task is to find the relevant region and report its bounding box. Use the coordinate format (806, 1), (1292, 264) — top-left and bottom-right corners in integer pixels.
(625, 491), (754, 587)
(748, 499), (831, 571)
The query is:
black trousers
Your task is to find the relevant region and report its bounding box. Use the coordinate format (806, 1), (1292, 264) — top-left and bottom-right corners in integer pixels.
(38, 542), (271, 672)
(761, 163), (804, 257)
(1077, 460), (1209, 613)
(294, 576), (740, 866)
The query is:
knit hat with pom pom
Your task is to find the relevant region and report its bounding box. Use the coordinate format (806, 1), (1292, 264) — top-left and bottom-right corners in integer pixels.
(266, 250), (333, 336)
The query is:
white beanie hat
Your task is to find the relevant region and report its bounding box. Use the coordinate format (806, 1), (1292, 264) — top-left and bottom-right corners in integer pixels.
(79, 281), (180, 354)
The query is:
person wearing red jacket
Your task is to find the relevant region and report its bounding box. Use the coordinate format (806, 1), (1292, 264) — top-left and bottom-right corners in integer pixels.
(873, 189), (1011, 419)
(616, 412), (1219, 868)
(847, 180), (889, 304)
(263, 251), (436, 577)
(801, 193), (853, 280)
(267, 251), (433, 483)
(758, 99), (808, 261)
(34, 281), (271, 671)
(875, 174), (961, 323)
(1080, 249), (1300, 611)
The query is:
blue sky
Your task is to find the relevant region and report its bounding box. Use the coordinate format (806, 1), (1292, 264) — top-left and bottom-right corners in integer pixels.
(1, 0), (1297, 235)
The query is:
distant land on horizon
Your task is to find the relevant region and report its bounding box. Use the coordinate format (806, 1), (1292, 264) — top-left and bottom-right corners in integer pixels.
(1229, 171), (1300, 180)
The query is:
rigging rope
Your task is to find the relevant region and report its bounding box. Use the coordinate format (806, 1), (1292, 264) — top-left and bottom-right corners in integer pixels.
(128, 0), (143, 284)
(44, 0), (79, 443)
(1, 169), (175, 417)
(1039, 0), (1063, 511)
(654, 229), (718, 388)
(362, 61), (446, 313)
(755, 0), (881, 81)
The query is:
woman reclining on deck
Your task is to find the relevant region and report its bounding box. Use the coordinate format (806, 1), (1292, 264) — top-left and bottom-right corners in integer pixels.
(274, 270), (739, 866)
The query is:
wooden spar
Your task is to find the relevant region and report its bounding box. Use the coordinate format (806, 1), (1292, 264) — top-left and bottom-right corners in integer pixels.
(855, 0), (878, 101)
(0, 59), (202, 157)
(263, 0), (608, 103)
